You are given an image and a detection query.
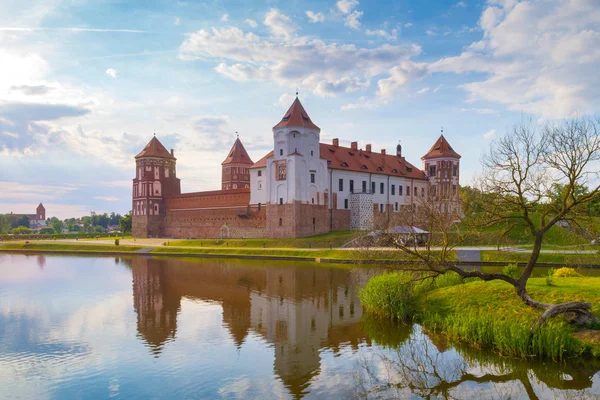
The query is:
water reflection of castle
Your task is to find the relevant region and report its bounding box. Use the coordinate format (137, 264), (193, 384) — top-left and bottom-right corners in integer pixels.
(128, 257), (376, 397)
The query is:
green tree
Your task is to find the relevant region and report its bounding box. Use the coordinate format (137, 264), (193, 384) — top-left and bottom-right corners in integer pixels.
(11, 226), (33, 234)
(15, 215), (30, 228)
(39, 227), (56, 234)
(120, 211), (132, 234)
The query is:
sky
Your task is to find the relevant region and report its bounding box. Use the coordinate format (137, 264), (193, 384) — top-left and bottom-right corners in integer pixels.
(0, 0), (599, 219)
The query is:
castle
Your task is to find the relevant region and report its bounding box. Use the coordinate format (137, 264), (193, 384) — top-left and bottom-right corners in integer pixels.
(9, 203), (47, 230)
(132, 97), (461, 238)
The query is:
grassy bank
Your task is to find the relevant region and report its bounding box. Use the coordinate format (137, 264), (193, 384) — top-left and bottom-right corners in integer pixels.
(359, 272), (600, 360)
(167, 230), (360, 248)
(0, 243), (144, 253)
(481, 250), (600, 265)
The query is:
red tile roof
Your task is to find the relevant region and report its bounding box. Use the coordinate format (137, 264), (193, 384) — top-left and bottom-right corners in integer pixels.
(320, 143), (428, 180)
(422, 135), (461, 160)
(273, 97), (320, 131)
(222, 138), (254, 165)
(135, 136), (175, 159)
(250, 145), (427, 180)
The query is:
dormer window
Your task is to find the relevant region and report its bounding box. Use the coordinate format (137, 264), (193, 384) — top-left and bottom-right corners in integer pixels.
(329, 148), (335, 153)
(391, 169), (398, 173)
(282, 114), (291, 121)
(406, 166), (413, 172)
(341, 162), (348, 167)
(361, 165), (368, 169)
(376, 167), (383, 171)
(348, 152), (354, 156)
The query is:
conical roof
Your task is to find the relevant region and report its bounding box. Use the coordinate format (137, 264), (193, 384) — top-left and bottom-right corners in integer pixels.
(422, 135), (461, 160)
(273, 97), (320, 130)
(222, 138), (254, 165)
(135, 136), (175, 159)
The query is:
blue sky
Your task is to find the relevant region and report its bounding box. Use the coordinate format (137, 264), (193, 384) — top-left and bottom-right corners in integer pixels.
(0, 0), (598, 218)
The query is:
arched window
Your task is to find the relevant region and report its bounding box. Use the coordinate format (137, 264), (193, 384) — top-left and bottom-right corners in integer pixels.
(279, 218), (283, 226)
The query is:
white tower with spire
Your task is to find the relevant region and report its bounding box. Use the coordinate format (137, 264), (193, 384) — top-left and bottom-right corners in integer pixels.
(267, 97), (328, 206)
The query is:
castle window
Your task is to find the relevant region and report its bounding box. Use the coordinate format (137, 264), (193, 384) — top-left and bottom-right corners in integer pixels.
(258, 170), (262, 177)
(154, 204), (159, 214)
(280, 149), (283, 156)
(258, 182), (262, 189)
(338, 179), (343, 192)
(311, 150), (314, 156)
(429, 166), (436, 176)
(312, 217), (315, 225)
(422, 188), (425, 197)
(391, 185), (395, 196)
(453, 165), (458, 177)
(349, 180), (354, 193)
(395, 202), (398, 211)
(310, 173), (315, 183)
(376, 167), (383, 171)
(344, 199), (348, 209)
(279, 218), (282, 226)
(407, 186), (411, 196)
(391, 169), (398, 173)
(341, 162), (348, 167)
(279, 198), (283, 205)
(361, 165), (367, 169)
(312, 198), (314, 204)
(453, 185), (457, 195)
(399, 185), (403, 196)
(380, 182), (384, 194)
(380, 204), (384, 212)
(371, 182), (375, 194)
(362, 181), (367, 193)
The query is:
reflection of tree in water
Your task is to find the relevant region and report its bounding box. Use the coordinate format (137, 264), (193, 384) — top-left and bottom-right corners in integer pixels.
(37, 255), (46, 270)
(353, 325), (600, 400)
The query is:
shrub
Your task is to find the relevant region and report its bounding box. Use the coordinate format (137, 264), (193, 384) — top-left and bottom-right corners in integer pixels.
(546, 268), (555, 286)
(359, 272), (417, 320)
(114, 239), (120, 246)
(503, 263), (520, 279)
(553, 267), (582, 277)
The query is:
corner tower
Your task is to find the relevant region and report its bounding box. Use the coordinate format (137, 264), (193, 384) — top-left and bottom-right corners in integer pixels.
(132, 136), (181, 238)
(266, 97), (329, 237)
(422, 134), (461, 214)
(222, 138), (254, 190)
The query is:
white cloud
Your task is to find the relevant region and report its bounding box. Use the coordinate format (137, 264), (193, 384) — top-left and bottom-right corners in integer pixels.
(0, 182), (77, 201)
(483, 129), (496, 139)
(244, 19), (257, 28)
(336, 0), (358, 14)
(404, 22), (413, 28)
(0, 27), (146, 33)
(174, 17), (181, 25)
(460, 107), (499, 115)
(221, 13), (229, 22)
(433, 84), (443, 92)
(93, 196), (119, 201)
(340, 96), (379, 111)
(105, 68), (117, 78)
(179, 26), (422, 97)
(416, 87), (429, 94)
(306, 11), (326, 23)
(365, 28), (398, 40)
(263, 8), (296, 39)
(454, 1), (467, 8)
(377, 61), (428, 98)
(429, 0), (600, 118)
(426, 29), (436, 36)
(276, 93), (296, 108)
(336, 0), (363, 30)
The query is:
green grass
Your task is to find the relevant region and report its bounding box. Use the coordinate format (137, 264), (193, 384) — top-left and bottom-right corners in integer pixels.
(359, 272), (600, 360)
(481, 250), (600, 265)
(167, 230), (360, 248)
(0, 243), (144, 253)
(454, 213), (591, 246)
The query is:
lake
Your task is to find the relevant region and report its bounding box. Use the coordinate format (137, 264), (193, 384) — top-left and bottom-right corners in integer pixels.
(1, 254), (599, 399)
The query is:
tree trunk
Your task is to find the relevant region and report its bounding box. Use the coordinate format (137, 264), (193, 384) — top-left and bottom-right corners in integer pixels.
(515, 282), (596, 328)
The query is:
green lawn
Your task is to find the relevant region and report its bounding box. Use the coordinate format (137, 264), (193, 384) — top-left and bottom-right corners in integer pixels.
(167, 230), (361, 248)
(481, 250), (600, 265)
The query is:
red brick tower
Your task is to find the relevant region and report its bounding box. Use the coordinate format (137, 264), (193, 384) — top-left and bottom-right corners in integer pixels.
(422, 134), (461, 214)
(132, 136), (181, 238)
(221, 137), (254, 190)
(36, 203), (45, 220)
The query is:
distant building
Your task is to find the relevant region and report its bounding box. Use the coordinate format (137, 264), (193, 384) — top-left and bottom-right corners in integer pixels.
(132, 97), (461, 238)
(9, 203), (47, 230)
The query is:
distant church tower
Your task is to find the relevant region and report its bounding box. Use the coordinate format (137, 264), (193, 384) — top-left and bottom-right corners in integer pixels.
(132, 136), (181, 238)
(266, 97), (329, 237)
(222, 138), (254, 190)
(421, 134), (461, 214)
(36, 203), (45, 221)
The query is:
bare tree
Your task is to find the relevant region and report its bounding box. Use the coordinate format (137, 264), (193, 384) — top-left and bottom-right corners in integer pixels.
(377, 117), (600, 327)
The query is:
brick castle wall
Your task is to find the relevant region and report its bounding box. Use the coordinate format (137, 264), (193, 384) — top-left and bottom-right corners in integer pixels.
(265, 202), (329, 238)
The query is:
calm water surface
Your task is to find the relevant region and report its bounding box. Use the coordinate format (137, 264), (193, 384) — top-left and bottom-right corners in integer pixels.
(1, 254), (600, 399)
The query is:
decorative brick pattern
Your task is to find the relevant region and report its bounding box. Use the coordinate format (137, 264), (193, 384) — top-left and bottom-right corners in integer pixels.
(349, 193), (374, 230)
